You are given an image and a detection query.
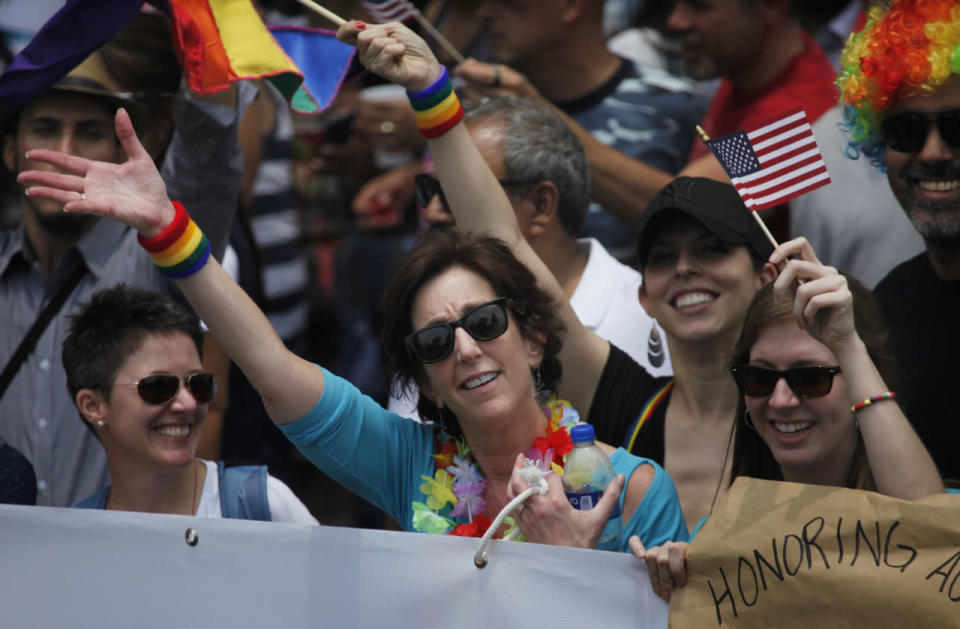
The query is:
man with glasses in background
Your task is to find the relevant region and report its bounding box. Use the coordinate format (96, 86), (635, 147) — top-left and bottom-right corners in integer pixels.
(837, 0), (960, 481)
(389, 97), (671, 419)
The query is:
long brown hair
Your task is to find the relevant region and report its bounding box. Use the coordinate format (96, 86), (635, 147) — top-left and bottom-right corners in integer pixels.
(381, 230), (565, 439)
(728, 274), (897, 491)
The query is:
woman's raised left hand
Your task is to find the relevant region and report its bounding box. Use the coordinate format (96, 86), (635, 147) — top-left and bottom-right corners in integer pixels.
(17, 108), (175, 237)
(507, 453), (625, 549)
(337, 20), (443, 93)
(768, 237), (856, 351)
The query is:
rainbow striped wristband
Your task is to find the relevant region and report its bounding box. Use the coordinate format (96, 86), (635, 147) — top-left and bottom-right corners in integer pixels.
(137, 201), (211, 279)
(407, 66), (464, 139)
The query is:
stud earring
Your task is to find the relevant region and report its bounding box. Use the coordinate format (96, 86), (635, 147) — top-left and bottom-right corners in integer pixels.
(96, 420), (105, 428)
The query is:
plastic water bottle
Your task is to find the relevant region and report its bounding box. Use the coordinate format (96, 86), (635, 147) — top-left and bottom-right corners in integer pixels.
(562, 423), (622, 550)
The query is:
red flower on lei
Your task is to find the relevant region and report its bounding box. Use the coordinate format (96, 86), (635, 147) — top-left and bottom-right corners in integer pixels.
(531, 425), (573, 468)
(431, 439), (458, 468)
(450, 513), (493, 538)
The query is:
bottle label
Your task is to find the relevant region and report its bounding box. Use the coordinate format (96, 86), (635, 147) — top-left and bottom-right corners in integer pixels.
(565, 490), (622, 519)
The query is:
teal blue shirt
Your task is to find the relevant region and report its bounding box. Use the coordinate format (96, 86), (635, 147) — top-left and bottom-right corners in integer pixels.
(280, 367), (689, 550)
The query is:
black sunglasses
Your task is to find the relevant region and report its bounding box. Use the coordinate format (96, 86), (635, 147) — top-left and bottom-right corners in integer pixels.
(115, 372), (217, 405)
(729, 365), (842, 399)
(881, 108), (960, 153)
(414, 173), (540, 213)
(405, 298), (513, 364)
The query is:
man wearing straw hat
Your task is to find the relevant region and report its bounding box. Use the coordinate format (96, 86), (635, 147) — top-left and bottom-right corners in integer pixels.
(0, 50), (244, 507)
(836, 0), (960, 481)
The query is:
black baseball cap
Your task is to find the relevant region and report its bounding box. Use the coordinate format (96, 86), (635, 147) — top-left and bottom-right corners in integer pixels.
(636, 177), (773, 269)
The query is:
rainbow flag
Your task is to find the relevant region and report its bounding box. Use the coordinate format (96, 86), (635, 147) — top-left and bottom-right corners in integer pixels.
(0, 0), (144, 107)
(268, 26), (356, 114)
(169, 0), (319, 112)
(0, 0), (352, 115)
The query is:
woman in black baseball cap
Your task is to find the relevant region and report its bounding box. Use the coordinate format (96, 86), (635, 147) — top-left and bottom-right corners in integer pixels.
(583, 177), (777, 532)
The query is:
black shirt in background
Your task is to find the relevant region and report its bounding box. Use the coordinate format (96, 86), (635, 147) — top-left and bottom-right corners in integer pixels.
(587, 344), (674, 465)
(874, 252), (960, 482)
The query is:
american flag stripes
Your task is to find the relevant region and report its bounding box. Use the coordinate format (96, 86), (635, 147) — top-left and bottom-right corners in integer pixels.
(361, 0), (416, 23)
(706, 107), (831, 211)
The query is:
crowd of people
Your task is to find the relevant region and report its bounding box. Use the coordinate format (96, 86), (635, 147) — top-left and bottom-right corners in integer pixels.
(1, 0), (958, 607)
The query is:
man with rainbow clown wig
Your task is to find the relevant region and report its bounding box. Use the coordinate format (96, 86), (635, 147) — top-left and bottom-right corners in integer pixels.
(837, 0), (960, 482)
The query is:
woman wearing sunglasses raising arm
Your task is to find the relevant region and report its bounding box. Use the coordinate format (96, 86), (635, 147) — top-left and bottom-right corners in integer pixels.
(19, 108), (687, 547)
(635, 237), (943, 602)
(334, 21), (778, 534)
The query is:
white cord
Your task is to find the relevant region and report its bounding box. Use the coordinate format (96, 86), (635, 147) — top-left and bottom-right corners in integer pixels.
(473, 465), (549, 568)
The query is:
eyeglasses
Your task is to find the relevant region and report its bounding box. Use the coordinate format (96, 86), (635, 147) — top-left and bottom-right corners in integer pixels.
(413, 173), (540, 213)
(115, 372), (217, 405)
(881, 108), (960, 153)
(729, 365), (842, 398)
(405, 298), (512, 364)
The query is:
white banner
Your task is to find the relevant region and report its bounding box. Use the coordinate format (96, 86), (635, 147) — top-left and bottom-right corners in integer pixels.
(0, 505), (667, 627)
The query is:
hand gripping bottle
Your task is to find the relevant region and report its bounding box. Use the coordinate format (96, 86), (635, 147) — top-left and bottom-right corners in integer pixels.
(562, 423), (622, 550)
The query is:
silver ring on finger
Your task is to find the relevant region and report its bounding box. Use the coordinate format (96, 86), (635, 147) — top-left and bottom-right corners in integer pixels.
(380, 120), (395, 134)
(80, 192), (86, 202)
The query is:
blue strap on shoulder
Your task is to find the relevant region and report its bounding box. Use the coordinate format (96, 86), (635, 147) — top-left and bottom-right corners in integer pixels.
(217, 461), (272, 521)
(74, 485), (111, 509)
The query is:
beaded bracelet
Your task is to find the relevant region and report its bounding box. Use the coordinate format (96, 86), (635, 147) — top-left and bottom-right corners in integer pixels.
(137, 201), (211, 279)
(407, 66), (464, 139)
(850, 391), (896, 415)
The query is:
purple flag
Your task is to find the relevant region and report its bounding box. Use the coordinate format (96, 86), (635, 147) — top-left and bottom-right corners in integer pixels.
(267, 26), (356, 113)
(0, 0), (145, 107)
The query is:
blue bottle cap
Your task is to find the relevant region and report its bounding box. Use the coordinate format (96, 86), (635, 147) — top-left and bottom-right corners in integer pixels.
(570, 423), (595, 444)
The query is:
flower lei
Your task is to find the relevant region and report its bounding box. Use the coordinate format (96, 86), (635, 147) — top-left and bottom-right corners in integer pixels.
(412, 394), (580, 538)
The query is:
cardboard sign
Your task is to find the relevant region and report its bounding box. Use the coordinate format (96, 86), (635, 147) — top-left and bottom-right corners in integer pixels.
(670, 478), (960, 628)
(0, 504), (667, 628)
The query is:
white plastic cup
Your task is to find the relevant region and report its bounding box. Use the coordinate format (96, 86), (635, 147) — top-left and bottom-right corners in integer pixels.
(359, 84), (416, 169)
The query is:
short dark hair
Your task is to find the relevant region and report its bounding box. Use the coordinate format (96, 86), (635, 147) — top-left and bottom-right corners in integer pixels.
(728, 274), (896, 491)
(465, 97), (590, 239)
(381, 230), (565, 438)
(62, 284), (204, 406)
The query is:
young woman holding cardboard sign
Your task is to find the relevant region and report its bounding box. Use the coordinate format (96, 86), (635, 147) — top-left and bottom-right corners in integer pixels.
(632, 237), (944, 602)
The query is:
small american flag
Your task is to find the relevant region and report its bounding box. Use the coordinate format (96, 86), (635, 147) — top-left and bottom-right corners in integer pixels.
(361, 0), (416, 23)
(706, 107), (830, 211)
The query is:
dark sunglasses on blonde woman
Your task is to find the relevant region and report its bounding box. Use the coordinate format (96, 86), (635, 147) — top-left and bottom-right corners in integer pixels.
(114, 372), (217, 405)
(729, 365), (842, 398)
(405, 298), (512, 364)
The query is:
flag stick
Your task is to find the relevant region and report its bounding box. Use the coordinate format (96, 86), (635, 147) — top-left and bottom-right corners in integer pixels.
(409, 8), (466, 65)
(292, 0), (346, 27)
(695, 125), (780, 251)
(293, 0), (465, 65)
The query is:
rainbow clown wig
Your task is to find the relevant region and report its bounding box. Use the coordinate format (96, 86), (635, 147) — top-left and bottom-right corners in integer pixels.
(837, 0), (960, 165)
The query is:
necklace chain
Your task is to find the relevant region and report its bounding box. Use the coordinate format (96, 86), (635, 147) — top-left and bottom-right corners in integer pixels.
(106, 459), (199, 515)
